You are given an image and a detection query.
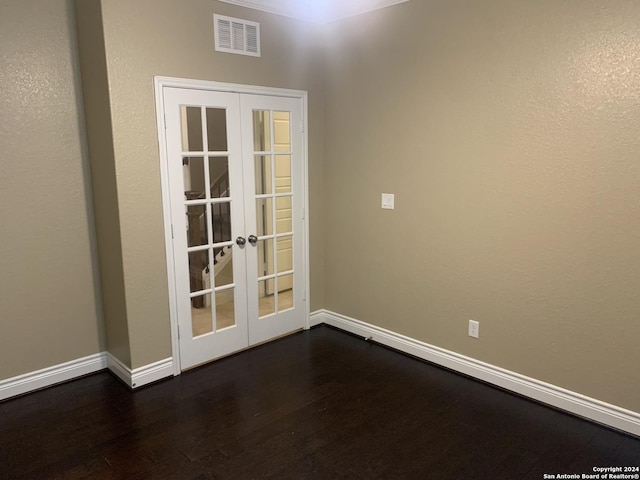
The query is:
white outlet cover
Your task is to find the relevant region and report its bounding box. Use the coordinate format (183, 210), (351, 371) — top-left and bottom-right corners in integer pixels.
(381, 193), (395, 210)
(468, 320), (479, 339)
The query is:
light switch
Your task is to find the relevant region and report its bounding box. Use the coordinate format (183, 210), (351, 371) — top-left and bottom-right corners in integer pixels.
(381, 193), (395, 210)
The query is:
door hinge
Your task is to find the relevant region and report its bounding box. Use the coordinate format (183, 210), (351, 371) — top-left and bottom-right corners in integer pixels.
(163, 113), (167, 130)
(171, 224), (174, 238)
(302, 208), (305, 220)
(177, 323), (181, 339)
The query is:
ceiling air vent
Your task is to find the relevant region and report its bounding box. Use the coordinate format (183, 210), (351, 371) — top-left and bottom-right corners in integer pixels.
(214, 14), (261, 57)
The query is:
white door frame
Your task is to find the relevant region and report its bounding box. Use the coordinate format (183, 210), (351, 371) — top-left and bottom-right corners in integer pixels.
(154, 76), (310, 376)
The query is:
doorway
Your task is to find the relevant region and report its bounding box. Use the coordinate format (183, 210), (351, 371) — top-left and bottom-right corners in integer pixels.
(156, 79), (309, 371)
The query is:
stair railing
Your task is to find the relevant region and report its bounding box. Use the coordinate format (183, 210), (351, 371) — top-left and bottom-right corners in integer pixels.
(185, 171), (232, 307)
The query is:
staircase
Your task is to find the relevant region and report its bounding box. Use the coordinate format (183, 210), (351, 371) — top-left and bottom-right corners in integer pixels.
(186, 172), (233, 307)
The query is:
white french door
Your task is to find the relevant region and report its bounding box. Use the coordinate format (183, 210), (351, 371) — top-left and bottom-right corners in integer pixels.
(161, 83), (306, 370)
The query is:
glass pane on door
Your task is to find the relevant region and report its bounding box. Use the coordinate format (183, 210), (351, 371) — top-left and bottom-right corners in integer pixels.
(181, 106), (203, 152)
(275, 196), (292, 234)
(276, 236), (293, 273)
(215, 288), (235, 330)
(255, 198), (274, 236)
(211, 201), (232, 244)
(251, 107), (297, 321)
(186, 204), (208, 247)
(256, 238), (274, 276)
(253, 111), (271, 151)
(183, 157), (205, 198)
(191, 293), (213, 337)
(257, 279), (275, 317)
(273, 111), (290, 152)
(278, 274), (294, 311)
(206, 108), (228, 151)
(188, 249), (210, 293)
(209, 157), (230, 198)
(274, 155), (291, 193)
(254, 155), (272, 194)
(213, 250), (234, 287)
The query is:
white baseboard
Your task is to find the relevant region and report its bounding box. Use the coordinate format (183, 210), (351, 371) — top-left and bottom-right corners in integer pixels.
(0, 352), (175, 401)
(0, 353), (108, 401)
(106, 353), (131, 387)
(310, 309), (640, 437)
(309, 310), (325, 327)
(131, 357), (174, 388)
(107, 354), (173, 389)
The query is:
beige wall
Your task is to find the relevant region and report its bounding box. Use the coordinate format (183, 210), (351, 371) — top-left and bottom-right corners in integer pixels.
(322, 0), (640, 411)
(4, 0), (636, 417)
(75, 0), (131, 365)
(0, 0), (104, 378)
(81, 0), (326, 368)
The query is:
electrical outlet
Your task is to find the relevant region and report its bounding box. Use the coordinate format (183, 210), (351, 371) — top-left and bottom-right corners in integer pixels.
(468, 320), (479, 339)
(381, 193), (395, 210)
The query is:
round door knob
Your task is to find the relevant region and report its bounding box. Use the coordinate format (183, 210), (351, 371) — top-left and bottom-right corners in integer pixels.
(248, 234), (258, 245)
(235, 236), (246, 246)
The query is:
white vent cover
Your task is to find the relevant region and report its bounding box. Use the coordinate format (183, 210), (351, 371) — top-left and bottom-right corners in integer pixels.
(214, 14), (260, 57)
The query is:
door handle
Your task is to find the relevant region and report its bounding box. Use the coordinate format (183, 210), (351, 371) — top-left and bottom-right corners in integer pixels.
(235, 236), (247, 246)
(248, 235), (258, 245)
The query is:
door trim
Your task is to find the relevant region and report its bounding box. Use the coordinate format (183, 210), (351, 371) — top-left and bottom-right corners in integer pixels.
(154, 76), (310, 376)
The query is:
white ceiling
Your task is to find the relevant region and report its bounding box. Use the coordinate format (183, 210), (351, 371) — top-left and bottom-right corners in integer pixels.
(218, 0), (411, 23)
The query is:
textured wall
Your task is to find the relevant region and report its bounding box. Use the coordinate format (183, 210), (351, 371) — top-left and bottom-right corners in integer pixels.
(322, 0), (640, 411)
(0, 0), (104, 378)
(95, 0), (326, 369)
(74, 0), (131, 365)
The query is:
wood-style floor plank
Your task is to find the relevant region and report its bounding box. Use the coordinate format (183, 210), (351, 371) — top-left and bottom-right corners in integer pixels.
(1, 325), (638, 479)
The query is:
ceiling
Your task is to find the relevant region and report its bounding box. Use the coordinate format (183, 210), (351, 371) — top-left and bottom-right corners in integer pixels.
(218, 0), (411, 23)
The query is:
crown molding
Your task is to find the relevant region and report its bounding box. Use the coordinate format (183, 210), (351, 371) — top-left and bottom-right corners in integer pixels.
(218, 0), (411, 23)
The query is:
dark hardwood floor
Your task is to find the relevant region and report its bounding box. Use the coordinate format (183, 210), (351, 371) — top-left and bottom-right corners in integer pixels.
(1, 325), (638, 479)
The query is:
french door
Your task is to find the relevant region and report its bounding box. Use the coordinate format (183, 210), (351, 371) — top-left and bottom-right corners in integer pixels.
(161, 84), (306, 370)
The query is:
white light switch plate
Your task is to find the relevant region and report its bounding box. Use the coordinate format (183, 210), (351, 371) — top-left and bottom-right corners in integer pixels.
(381, 193), (395, 210)
(468, 320), (479, 339)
